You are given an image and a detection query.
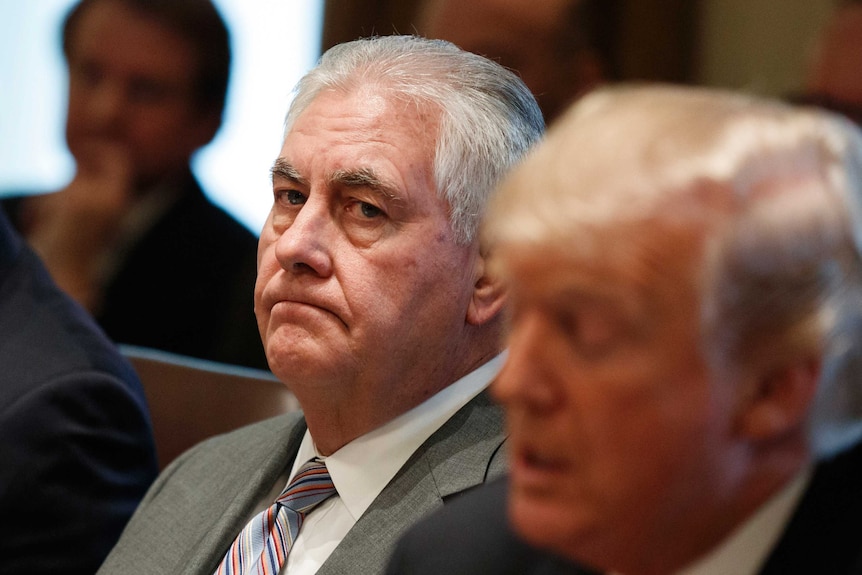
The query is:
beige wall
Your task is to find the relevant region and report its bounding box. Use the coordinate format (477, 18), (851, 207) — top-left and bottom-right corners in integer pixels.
(697, 0), (838, 97)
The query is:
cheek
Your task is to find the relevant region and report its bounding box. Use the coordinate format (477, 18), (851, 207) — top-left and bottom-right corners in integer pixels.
(128, 107), (196, 154)
(132, 116), (179, 148)
(252, 271), (269, 312)
(256, 229), (275, 270)
(64, 109), (88, 147)
(511, 413), (692, 555)
(252, 243), (278, 318)
(383, 244), (467, 310)
(65, 87), (89, 119)
(579, 388), (720, 528)
(580, 380), (707, 472)
(558, 388), (699, 504)
(347, 271), (407, 336)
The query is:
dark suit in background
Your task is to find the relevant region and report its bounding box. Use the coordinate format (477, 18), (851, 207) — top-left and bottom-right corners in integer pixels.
(0, 207), (158, 575)
(93, 173), (265, 369)
(2, 174), (266, 370)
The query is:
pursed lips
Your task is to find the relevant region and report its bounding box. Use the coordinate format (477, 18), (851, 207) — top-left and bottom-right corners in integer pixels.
(268, 295), (349, 330)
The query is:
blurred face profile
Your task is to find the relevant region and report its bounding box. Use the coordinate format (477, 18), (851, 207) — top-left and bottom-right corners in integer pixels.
(491, 220), (745, 568)
(64, 0), (215, 188)
(254, 85), (482, 418)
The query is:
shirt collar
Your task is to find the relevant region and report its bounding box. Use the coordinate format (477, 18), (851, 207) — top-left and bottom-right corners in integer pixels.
(290, 352), (505, 521)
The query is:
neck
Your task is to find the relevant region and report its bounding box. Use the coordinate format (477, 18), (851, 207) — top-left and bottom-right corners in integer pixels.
(298, 346), (501, 455)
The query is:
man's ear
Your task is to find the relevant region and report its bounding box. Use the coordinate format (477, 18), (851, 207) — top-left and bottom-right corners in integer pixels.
(466, 249), (506, 326)
(736, 357), (822, 442)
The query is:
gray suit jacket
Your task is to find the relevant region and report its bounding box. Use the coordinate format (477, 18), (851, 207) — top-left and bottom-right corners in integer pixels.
(97, 391), (506, 575)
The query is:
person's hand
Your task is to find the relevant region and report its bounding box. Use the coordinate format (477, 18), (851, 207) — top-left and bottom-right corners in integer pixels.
(23, 142), (135, 311)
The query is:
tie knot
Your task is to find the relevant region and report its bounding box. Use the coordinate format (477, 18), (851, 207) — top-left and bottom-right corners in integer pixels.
(295, 457), (329, 478)
(214, 458), (337, 575)
(276, 458), (337, 514)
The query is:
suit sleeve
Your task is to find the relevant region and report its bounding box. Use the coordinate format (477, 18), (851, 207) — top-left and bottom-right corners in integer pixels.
(385, 479), (529, 575)
(0, 370), (158, 575)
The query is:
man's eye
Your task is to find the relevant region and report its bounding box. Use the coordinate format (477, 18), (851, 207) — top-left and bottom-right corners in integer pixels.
(277, 189), (306, 205)
(73, 61), (103, 87)
(556, 308), (619, 360)
(359, 201), (383, 218)
(345, 199), (384, 219)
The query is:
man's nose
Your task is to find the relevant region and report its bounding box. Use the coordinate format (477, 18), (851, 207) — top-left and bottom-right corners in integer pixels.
(87, 81), (127, 127)
(273, 197), (334, 277)
(493, 313), (559, 410)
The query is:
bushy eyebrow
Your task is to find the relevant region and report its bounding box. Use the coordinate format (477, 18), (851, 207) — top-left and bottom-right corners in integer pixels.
(270, 158), (307, 186)
(330, 167), (402, 203)
(270, 160), (405, 205)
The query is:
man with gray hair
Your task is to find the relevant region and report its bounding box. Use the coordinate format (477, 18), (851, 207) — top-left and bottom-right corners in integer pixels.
(388, 84), (862, 574)
(97, 34), (543, 575)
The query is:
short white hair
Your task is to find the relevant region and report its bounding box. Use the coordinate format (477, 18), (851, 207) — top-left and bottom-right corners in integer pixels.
(283, 35), (545, 245)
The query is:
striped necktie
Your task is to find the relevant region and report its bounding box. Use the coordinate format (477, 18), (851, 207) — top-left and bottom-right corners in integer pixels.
(215, 458), (337, 575)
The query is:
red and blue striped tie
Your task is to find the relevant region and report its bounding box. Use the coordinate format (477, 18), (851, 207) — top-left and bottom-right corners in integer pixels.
(215, 458), (337, 575)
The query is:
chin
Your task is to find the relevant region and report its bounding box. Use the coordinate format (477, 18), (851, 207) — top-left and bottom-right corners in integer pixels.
(266, 350), (306, 380)
(266, 347), (344, 389)
(509, 491), (595, 565)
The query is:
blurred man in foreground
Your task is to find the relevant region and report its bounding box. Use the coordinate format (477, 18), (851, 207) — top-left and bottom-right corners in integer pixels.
(97, 35), (544, 575)
(388, 84), (862, 574)
(0, 206), (157, 575)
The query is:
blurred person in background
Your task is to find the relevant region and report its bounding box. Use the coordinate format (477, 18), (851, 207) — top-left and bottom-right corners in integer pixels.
(4, 0), (267, 369)
(417, 0), (617, 123)
(790, 0), (862, 127)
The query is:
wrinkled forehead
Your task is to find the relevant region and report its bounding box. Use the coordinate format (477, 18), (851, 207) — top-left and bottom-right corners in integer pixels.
(286, 76), (443, 134)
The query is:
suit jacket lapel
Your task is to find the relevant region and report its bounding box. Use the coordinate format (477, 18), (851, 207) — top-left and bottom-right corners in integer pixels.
(178, 414), (308, 575)
(318, 391), (506, 575)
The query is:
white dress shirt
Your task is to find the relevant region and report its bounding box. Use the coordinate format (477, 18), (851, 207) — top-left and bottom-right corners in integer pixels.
(279, 353), (505, 575)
